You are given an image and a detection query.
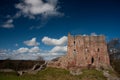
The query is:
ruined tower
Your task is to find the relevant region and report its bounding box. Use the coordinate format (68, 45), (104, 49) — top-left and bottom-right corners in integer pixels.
(66, 33), (110, 69)
(48, 33), (110, 69)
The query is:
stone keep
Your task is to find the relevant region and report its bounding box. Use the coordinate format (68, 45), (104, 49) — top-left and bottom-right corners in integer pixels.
(48, 33), (110, 69)
(65, 33), (110, 69)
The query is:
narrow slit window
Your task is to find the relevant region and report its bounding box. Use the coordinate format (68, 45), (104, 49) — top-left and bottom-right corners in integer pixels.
(74, 41), (75, 45)
(91, 57), (94, 64)
(98, 48), (100, 52)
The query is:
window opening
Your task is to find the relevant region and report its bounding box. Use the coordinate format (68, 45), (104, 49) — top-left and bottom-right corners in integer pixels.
(91, 57), (94, 64)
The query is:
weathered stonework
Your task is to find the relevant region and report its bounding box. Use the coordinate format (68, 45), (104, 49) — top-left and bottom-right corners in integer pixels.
(48, 33), (110, 70)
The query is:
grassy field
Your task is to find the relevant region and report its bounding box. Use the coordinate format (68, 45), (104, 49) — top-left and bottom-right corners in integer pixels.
(0, 67), (107, 80)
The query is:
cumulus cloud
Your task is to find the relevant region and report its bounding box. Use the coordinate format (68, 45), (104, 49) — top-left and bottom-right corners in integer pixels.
(11, 46), (63, 60)
(42, 36), (67, 46)
(11, 52), (40, 60)
(0, 47), (41, 60)
(29, 46), (40, 53)
(0, 45), (67, 60)
(15, 0), (63, 19)
(42, 36), (68, 58)
(1, 19), (14, 28)
(0, 45), (66, 60)
(50, 46), (67, 53)
(16, 46), (40, 53)
(0, 35), (68, 60)
(0, 49), (12, 60)
(24, 38), (40, 46)
(16, 47), (29, 53)
(1, 0), (63, 29)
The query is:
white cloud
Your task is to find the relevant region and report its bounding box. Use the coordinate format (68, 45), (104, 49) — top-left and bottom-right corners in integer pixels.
(1, 0), (63, 29)
(2, 19), (14, 28)
(50, 46), (67, 53)
(4, 46), (41, 60)
(0, 50), (39, 60)
(24, 37), (40, 46)
(15, 0), (63, 19)
(29, 46), (40, 53)
(16, 47), (29, 53)
(0, 35), (68, 60)
(41, 36), (67, 59)
(0, 45), (66, 60)
(16, 46), (40, 53)
(11, 53), (40, 60)
(0, 49), (13, 60)
(42, 36), (67, 46)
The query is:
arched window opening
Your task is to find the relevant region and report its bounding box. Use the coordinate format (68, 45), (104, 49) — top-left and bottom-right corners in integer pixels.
(91, 57), (94, 64)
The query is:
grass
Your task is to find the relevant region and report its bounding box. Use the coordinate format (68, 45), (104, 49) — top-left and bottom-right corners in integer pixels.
(79, 69), (107, 80)
(0, 67), (107, 80)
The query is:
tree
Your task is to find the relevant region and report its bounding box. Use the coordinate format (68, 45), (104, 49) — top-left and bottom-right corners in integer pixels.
(36, 56), (44, 61)
(107, 38), (120, 75)
(107, 38), (120, 54)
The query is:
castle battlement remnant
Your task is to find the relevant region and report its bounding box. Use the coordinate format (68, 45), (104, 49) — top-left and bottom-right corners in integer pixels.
(48, 33), (110, 69)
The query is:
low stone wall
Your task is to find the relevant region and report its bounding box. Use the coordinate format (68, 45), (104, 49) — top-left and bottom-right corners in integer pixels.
(0, 61), (47, 76)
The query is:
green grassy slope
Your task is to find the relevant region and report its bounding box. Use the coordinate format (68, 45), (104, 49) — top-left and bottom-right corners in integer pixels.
(0, 67), (107, 80)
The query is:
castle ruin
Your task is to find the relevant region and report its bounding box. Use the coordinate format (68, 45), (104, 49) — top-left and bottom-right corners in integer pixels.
(48, 33), (110, 69)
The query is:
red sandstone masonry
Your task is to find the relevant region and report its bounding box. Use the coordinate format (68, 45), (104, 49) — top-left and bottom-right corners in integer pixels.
(48, 33), (110, 69)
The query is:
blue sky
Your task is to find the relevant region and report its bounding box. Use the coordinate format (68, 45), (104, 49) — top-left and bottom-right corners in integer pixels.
(0, 0), (120, 60)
